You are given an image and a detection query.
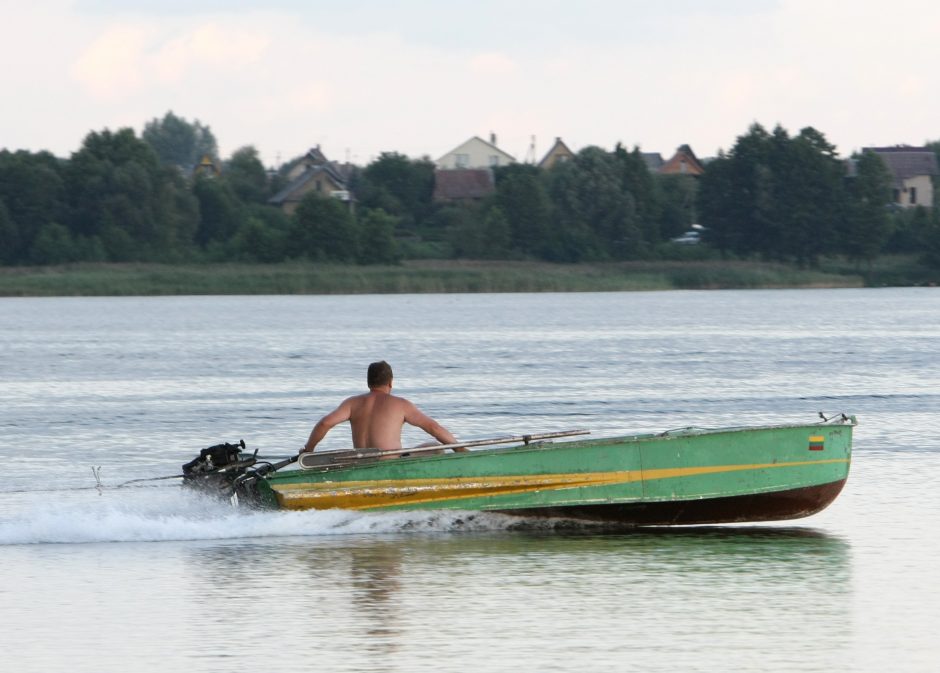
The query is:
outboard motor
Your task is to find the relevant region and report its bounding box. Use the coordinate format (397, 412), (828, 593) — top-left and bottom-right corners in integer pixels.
(181, 440), (256, 499)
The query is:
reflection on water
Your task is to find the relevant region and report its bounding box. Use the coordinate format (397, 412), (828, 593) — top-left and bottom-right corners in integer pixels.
(349, 543), (404, 657)
(174, 529), (851, 673)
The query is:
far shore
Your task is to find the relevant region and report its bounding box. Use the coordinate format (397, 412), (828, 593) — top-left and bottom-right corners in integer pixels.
(0, 259), (877, 297)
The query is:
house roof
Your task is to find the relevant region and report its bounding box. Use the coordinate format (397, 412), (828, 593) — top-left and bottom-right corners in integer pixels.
(432, 168), (495, 201)
(538, 137), (575, 169)
(437, 136), (516, 164)
(659, 144), (705, 175)
(268, 163), (348, 205)
(304, 146), (329, 165)
(641, 152), (664, 172)
(193, 154), (220, 177)
(864, 146), (939, 186)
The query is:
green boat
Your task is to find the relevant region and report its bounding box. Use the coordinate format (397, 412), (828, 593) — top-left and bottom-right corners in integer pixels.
(183, 415), (854, 526)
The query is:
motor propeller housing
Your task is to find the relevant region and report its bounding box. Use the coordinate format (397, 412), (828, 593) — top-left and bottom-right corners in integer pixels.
(181, 440), (255, 498)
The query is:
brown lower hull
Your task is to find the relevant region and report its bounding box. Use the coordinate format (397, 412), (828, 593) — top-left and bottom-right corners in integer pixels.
(500, 479), (847, 526)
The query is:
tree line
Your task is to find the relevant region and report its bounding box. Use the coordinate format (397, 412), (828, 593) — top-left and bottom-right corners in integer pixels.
(2, 112), (939, 268)
(700, 123), (940, 267)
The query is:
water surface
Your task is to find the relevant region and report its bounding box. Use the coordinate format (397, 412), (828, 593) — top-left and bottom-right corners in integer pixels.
(1, 289), (938, 672)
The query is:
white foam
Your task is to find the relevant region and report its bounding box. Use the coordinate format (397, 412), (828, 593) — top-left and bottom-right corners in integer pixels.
(0, 488), (574, 545)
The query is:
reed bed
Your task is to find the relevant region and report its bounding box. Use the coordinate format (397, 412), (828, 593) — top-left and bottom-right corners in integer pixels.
(0, 260), (863, 297)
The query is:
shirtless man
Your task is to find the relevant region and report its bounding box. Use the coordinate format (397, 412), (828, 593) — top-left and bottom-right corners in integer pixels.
(301, 361), (468, 454)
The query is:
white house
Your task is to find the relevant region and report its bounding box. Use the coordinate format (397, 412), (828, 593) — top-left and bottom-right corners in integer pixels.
(436, 134), (516, 170)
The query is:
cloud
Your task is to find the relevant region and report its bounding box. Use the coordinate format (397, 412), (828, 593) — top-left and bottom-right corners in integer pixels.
(12, 0), (940, 165)
(71, 19), (270, 98)
(152, 22), (269, 83)
(70, 24), (151, 98)
(468, 52), (519, 78)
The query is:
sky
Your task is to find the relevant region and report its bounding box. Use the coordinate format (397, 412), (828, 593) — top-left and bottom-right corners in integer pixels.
(2, 0), (938, 167)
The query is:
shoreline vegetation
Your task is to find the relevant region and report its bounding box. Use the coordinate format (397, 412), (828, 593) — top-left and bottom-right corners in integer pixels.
(5, 117), (940, 294)
(0, 259), (888, 297)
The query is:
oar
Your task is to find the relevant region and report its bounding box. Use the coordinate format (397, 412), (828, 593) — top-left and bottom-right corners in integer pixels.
(297, 429), (590, 468)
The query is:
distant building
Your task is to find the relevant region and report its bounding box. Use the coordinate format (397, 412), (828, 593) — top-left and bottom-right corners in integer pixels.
(436, 134), (515, 170)
(864, 146), (939, 208)
(538, 137), (575, 169)
(268, 145), (354, 215)
(659, 145), (705, 176)
(432, 168), (495, 203)
(641, 152), (664, 172)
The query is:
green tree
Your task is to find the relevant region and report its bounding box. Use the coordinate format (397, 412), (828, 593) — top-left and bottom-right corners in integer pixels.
(444, 206), (489, 259)
(614, 144), (661, 242)
(227, 205), (290, 262)
(887, 205), (933, 253)
(153, 168), (200, 260)
(356, 152), (435, 231)
(697, 151), (736, 253)
(192, 176), (244, 248)
(547, 147), (643, 261)
(494, 164), (554, 257)
(656, 174), (699, 241)
(420, 205), (474, 258)
(699, 123), (846, 264)
(357, 208), (401, 264)
(921, 210), (940, 269)
(481, 206), (512, 259)
(0, 150), (68, 263)
(0, 199), (18, 264)
(142, 111), (218, 169)
(769, 126), (844, 265)
(291, 194), (359, 261)
(29, 222), (76, 265)
(67, 129), (160, 259)
(728, 123), (776, 257)
(224, 146), (269, 204)
(230, 218), (284, 262)
(844, 150), (892, 266)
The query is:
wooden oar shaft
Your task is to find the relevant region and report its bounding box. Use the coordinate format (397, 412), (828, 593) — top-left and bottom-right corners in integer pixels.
(298, 429), (590, 468)
(405, 429), (589, 454)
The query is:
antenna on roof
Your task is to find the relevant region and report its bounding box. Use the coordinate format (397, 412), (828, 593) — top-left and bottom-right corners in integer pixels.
(525, 135), (537, 164)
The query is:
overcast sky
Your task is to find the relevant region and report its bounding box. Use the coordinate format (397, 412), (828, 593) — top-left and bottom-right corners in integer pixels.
(2, 0), (936, 166)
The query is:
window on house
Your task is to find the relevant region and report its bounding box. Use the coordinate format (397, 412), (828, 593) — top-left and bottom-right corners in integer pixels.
(489, 155), (500, 167)
(455, 154), (469, 168)
(910, 187), (918, 204)
(893, 189), (901, 203)
(316, 180), (322, 192)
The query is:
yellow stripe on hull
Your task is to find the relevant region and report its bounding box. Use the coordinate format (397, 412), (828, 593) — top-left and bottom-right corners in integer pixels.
(272, 458), (849, 511)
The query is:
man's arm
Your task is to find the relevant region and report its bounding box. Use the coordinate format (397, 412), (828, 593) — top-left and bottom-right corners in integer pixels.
(302, 399), (353, 453)
(403, 402), (469, 452)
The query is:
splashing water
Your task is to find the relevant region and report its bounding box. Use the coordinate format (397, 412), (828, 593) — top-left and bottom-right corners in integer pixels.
(0, 487), (595, 545)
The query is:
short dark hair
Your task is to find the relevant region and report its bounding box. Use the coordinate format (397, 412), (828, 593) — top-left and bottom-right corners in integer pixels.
(367, 361), (393, 388)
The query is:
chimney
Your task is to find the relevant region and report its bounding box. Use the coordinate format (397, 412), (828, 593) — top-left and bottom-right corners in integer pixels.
(490, 132), (497, 146)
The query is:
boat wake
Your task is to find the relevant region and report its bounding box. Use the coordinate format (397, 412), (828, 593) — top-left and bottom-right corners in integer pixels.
(0, 488), (591, 546)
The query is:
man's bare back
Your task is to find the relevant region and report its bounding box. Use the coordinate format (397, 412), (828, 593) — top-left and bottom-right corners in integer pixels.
(301, 361), (466, 455)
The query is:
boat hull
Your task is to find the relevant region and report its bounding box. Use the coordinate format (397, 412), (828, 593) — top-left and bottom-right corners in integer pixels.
(501, 478), (847, 525)
(258, 419), (854, 525)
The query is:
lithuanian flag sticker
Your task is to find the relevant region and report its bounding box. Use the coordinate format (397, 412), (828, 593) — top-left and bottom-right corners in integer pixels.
(808, 435), (825, 451)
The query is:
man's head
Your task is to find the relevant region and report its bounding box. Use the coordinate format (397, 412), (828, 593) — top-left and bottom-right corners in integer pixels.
(367, 360), (393, 389)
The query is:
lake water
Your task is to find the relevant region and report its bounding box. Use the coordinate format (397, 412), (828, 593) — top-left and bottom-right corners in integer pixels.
(0, 288), (938, 672)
